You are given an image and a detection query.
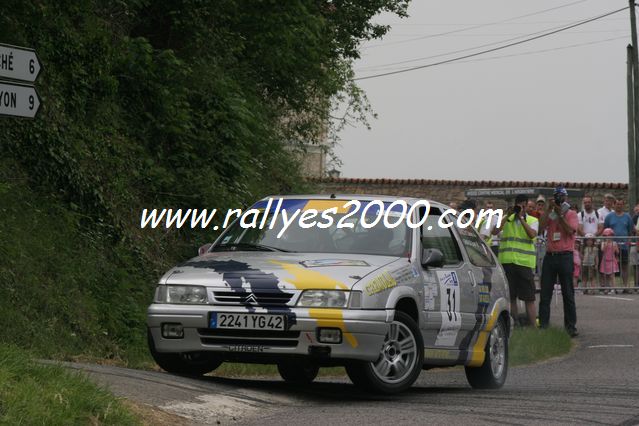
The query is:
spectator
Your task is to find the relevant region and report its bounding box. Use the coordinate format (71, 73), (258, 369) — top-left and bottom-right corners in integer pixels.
(536, 195), (546, 217)
(600, 228), (619, 294)
(578, 195), (604, 237)
(478, 200), (498, 248)
(597, 193), (616, 221)
(581, 234), (598, 294)
(603, 199), (635, 289)
(485, 200), (501, 257)
(534, 195), (547, 275)
(632, 202), (639, 224)
(538, 186), (579, 337)
(573, 239), (582, 294)
(493, 194), (538, 327)
(449, 201), (458, 211)
(527, 200), (539, 218)
(632, 203), (639, 289)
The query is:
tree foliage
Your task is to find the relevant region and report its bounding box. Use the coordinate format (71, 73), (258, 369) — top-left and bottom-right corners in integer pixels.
(0, 0), (409, 359)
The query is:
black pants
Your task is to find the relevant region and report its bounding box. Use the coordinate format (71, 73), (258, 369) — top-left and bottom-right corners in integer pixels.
(539, 252), (577, 332)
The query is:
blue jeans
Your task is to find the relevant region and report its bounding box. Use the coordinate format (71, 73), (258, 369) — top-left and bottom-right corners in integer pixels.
(538, 252), (577, 332)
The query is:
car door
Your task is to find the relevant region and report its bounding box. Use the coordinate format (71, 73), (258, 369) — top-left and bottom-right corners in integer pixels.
(418, 208), (477, 351)
(452, 223), (499, 354)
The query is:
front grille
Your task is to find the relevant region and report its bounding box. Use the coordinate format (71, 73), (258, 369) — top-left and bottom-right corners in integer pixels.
(198, 328), (300, 348)
(212, 291), (294, 306)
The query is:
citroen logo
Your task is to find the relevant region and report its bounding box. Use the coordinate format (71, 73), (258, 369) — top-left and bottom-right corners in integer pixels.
(244, 293), (258, 305)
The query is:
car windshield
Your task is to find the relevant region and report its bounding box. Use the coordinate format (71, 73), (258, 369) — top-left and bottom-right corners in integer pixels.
(212, 200), (412, 257)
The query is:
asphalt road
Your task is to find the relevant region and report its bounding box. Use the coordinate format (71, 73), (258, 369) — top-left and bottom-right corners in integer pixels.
(66, 293), (639, 425)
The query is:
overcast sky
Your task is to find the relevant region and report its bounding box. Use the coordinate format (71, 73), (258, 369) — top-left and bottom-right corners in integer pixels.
(334, 0), (633, 183)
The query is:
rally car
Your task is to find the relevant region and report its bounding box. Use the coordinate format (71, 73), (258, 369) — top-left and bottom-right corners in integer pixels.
(147, 195), (511, 394)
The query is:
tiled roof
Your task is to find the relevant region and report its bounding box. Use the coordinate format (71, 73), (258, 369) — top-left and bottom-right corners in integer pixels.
(308, 177), (628, 189)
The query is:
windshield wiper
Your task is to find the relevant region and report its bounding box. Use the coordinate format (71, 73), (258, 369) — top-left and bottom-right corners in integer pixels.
(212, 243), (292, 252)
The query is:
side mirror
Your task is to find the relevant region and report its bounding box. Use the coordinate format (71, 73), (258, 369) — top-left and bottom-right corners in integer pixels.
(198, 243), (213, 256)
(421, 248), (444, 268)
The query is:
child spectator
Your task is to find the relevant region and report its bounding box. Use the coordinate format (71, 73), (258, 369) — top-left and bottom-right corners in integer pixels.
(573, 239), (582, 294)
(600, 228), (619, 294)
(581, 234), (598, 294)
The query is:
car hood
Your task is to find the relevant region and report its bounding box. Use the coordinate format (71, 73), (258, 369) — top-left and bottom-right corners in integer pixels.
(160, 252), (402, 291)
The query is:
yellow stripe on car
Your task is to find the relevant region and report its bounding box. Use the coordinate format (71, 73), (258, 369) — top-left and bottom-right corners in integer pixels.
(270, 260), (348, 290)
(309, 308), (358, 348)
(467, 298), (507, 367)
(303, 199), (350, 213)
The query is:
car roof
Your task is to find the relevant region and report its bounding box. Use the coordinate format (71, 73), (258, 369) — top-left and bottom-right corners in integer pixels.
(257, 194), (450, 210)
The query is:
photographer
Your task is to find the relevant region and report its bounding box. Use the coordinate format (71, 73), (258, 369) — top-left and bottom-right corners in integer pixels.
(538, 186), (579, 337)
(493, 194), (538, 327)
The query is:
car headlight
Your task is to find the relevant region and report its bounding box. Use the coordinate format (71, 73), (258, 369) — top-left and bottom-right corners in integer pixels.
(297, 290), (349, 308)
(154, 285), (208, 304)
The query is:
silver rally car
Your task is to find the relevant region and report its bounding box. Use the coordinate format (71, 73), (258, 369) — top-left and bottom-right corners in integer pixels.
(147, 195), (511, 394)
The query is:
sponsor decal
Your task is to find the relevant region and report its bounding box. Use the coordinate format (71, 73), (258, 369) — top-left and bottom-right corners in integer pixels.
(478, 284), (491, 306)
(411, 265), (420, 278)
(390, 264), (418, 285)
(365, 271), (398, 296)
(300, 259), (370, 268)
(424, 286), (436, 311)
(424, 348), (457, 360)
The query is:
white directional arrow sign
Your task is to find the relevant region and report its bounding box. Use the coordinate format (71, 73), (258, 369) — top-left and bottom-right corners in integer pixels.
(0, 43), (42, 83)
(0, 81), (40, 118)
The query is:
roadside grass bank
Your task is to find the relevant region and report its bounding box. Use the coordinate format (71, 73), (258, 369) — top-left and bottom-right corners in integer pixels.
(0, 345), (139, 425)
(208, 326), (573, 377)
(510, 326), (573, 366)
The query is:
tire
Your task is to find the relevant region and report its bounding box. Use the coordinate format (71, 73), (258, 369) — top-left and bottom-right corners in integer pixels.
(148, 329), (222, 376)
(346, 311), (423, 394)
(465, 316), (508, 389)
(277, 361), (320, 384)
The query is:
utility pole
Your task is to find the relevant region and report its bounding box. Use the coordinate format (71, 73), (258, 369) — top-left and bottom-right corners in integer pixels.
(628, 45), (636, 209)
(629, 1), (639, 207)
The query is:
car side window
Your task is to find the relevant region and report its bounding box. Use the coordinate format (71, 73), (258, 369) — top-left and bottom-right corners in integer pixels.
(455, 225), (496, 267)
(419, 207), (463, 266)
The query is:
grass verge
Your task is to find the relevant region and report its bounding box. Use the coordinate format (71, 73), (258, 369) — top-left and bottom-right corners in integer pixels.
(509, 326), (573, 366)
(0, 344), (139, 425)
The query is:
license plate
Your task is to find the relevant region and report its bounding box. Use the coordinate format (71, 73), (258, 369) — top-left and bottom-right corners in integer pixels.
(209, 313), (286, 331)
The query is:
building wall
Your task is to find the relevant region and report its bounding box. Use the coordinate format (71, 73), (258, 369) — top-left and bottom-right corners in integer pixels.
(309, 178), (629, 209)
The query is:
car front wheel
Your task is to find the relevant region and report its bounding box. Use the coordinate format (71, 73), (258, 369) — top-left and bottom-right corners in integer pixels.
(346, 311), (423, 394)
(148, 329), (222, 376)
(465, 316), (508, 389)
(277, 361), (320, 384)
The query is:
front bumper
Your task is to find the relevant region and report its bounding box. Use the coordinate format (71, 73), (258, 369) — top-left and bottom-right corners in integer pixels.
(147, 304), (392, 362)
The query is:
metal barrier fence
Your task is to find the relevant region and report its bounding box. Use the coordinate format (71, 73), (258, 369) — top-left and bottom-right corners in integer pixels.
(532, 235), (639, 294)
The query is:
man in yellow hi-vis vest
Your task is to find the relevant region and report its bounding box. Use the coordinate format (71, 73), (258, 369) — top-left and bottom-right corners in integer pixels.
(493, 194), (539, 327)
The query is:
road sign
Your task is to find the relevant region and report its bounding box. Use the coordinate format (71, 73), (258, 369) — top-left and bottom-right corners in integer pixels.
(0, 43), (42, 83)
(0, 81), (40, 118)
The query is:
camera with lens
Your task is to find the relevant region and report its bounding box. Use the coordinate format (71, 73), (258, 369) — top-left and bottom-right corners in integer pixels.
(553, 193), (563, 205)
(513, 205), (521, 215)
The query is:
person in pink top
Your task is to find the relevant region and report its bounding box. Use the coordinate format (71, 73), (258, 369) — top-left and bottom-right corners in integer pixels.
(573, 240), (582, 293)
(599, 228), (619, 294)
(538, 186), (579, 337)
